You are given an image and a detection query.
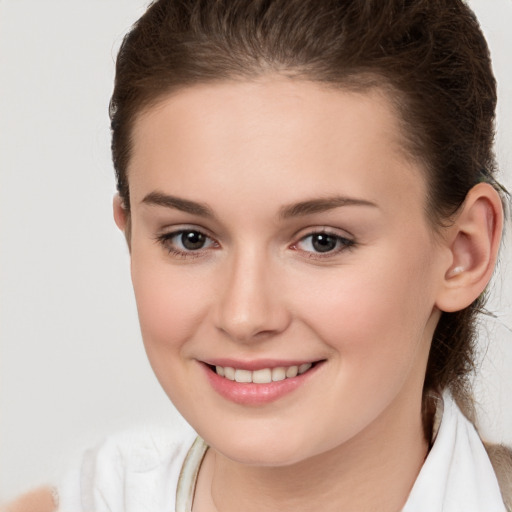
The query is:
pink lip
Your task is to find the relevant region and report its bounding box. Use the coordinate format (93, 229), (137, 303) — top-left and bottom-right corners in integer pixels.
(200, 360), (324, 406)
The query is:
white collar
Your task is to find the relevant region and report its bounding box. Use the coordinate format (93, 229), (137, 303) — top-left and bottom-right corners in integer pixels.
(402, 390), (506, 511)
(177, 392), (506, 512)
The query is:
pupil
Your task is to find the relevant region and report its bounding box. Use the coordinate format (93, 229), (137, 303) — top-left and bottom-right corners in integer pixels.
(182, 231), (205, 250)
(312, 234), (337, 253)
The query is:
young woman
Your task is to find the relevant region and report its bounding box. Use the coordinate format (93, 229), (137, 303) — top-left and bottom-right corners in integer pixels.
(5, 0), (511, 510)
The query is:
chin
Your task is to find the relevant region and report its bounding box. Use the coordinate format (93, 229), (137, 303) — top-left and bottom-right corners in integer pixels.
(224, 447), (306, 467)
(204, 430), (314, 467)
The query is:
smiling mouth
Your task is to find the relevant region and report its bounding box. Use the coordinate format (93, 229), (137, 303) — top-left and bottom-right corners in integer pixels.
(207, 362), (319, 384)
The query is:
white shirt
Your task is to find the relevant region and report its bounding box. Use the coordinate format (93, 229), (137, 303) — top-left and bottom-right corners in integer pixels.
(57, 392), (506, 511)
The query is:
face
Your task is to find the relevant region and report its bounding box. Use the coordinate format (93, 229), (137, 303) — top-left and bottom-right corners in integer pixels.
(121, 79), (447, 466)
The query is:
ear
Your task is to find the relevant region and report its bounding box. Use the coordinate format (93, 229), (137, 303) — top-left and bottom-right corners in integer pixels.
(113, 194), (131, 248)
(435, 183), (503, 313)
(113, 194), (128, 230)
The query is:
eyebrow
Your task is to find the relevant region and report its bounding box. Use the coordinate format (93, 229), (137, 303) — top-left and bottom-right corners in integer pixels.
(278, 196), (378, 219)
(142, 191), (214, 218)
(141, 191), (378, 219)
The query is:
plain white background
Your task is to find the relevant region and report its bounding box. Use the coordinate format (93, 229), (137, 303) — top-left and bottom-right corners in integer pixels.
(0, 0), (511, 500)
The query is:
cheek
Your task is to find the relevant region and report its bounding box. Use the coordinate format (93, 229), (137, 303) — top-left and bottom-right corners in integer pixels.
(292, 243), (437, 367)
(129, 253), (215, 411)
(130, 251), (210, 355)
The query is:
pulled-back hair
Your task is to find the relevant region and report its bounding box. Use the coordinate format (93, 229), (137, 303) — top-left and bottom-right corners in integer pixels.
(110, 0), (510, 501)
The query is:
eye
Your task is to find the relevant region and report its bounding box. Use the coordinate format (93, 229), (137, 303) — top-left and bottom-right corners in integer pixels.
(176, 230), (210, 250)
(293, 231), (355, 256)
(156, 229), (218, 257)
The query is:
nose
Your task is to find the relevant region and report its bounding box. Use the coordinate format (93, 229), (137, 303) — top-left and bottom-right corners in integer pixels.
(214, 248), (291, 343)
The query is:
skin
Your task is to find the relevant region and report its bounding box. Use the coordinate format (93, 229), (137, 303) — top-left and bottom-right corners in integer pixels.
(114, 78), (502, 512)
(0, 488), (56, 512)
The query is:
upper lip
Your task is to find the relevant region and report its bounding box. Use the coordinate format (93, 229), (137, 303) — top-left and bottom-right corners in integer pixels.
(201, 358), (322, 371)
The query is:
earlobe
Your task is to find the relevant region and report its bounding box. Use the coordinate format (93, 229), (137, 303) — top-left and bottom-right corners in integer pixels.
(435, 183), (503, 313)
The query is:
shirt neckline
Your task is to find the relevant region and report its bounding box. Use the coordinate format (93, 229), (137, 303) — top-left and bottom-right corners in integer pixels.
(176, 436), (208, 512)
(175, 392), (505, 512)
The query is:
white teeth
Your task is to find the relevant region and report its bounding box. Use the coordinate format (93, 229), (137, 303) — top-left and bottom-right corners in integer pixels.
(214, 363), (315, 382)
(285, 365), (298, 378)
(271, 367), (286, 381)
(252, 368), (272, 384)
(224, 367), (236, 380)
(298, 363), (312, 374)
(235, 369), (252, 383)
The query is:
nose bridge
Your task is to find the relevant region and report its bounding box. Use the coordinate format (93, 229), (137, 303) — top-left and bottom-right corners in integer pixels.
(215, 243), (288, 341)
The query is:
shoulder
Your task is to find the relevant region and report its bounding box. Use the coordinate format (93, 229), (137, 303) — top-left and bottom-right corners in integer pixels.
(483, 442), (512, 512)
(82, 421), (197, 474)
(57, 421), (197, 512)
(0, 487), (57, 512)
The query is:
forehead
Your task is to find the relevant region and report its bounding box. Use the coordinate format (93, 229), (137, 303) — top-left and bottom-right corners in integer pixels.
(128, 78), (428, 217)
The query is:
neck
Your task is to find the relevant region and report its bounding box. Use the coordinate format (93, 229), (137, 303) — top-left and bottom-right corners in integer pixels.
(194, 390), (428, 512)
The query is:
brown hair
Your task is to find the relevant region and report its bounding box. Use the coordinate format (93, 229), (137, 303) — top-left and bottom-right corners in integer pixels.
(110, 0), (510, 500)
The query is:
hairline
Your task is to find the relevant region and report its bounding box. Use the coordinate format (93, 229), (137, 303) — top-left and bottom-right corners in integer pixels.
(120, 70), (437, 223)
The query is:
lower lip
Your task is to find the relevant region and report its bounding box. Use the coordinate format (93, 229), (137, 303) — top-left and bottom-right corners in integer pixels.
(201, 362), (323, 406)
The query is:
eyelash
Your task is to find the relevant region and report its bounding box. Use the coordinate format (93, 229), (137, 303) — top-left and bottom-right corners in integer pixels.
(292, 231), (356, 259)
(155, 229), (219, 259)
(155, 228), (356, 260)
